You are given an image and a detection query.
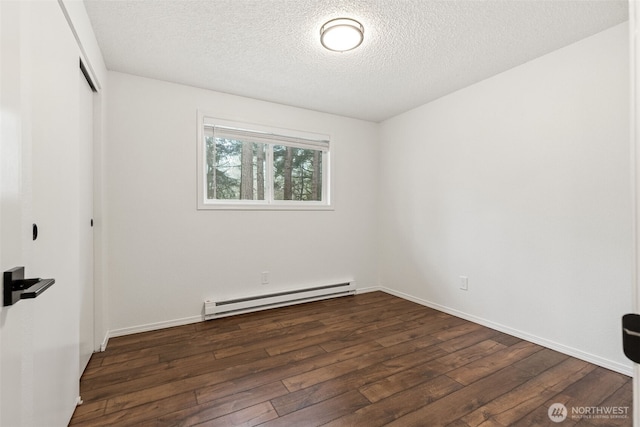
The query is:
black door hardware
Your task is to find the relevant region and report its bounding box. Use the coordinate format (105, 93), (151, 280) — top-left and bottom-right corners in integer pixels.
(622, 314), (640, 363)
(3, 266), (55, 307)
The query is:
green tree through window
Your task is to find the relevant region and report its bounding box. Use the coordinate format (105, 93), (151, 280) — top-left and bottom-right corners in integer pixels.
(273, 145), (322, 201)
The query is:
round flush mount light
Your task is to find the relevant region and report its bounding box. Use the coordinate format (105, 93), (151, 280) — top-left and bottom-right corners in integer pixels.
(320, 18), (364, 52)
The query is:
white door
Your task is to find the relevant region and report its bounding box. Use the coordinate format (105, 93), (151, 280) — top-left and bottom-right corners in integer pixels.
(79, 66), (95, 376)
(1, 1), (84, 425)
(1, 2), (29, 425)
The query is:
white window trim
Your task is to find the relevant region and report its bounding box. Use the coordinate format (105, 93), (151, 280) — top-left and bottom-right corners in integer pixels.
(197, 112), (333, 211)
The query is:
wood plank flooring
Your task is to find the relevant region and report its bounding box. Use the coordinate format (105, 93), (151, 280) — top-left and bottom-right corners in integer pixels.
(69, 292), (632, 426)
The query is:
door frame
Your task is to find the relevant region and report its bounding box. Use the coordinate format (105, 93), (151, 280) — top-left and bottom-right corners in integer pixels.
(78, 62), (96, 375)
(57, 0), (108, 354)
(631, 0), (639, 425)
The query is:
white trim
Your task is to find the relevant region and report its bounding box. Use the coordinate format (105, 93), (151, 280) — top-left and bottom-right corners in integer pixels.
(211, 125), (329, 151)
(108, 315), (202, 339)
(379, 286), (633, 377)
(635, 364), (640, 427)
(203, 116), (330, 144)
(631, 0), (638, 324)
(56, 0), (101, 91)
(355, 285), (383, 294)
(630, 0), (640, 424)
(99, 331), (109, 352)
(198, 202), (335, 211)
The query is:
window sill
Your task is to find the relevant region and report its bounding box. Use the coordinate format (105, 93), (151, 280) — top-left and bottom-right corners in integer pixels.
(197, 202), (334, 211)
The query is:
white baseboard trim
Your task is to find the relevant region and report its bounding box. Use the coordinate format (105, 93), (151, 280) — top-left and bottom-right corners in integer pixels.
(355, 285), (383, 294)
(99, 331), (109, 352)
(379, 286), (633, 377)
(108, 315), (202, 339)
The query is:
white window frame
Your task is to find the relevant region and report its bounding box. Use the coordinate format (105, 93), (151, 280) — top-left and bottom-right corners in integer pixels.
(197, 112), (332, 210)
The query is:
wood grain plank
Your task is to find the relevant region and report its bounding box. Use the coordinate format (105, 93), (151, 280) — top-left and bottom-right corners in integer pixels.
(461, 357), (596, 426)
(319, 299), (426, 326)
(234, 293), (404, 331)
(81, 354), (161, 381)
(81, 352), (216, 393)
(67, 400), (106, 425)
(81, 348), (269, 400)
(271, 343), (448, 416)
(562, 367), (629, 407)
(210, 320), (329, 358)
(446, 340), (542, 385)
(432, 339), (507, 371)
(511, 394), (574, 426)
(195, 341), (381, 404)
(259, 390), (370, 427)
(101, 345), (324, 412)
(192, 401), (278, 427)
(579, 379), (632, 426)
(282, 334), (442, 392)
(385, 366), (539, 427)
(511, 347), (569, 375)
(152, 381), (289, 427)
(319, 314), (466, 353)
(435, 327), (500, 353)
(325, 375), (463, 427)
(105, 324), (198, 351)
(358, 339), (506, 403)
(428, 321), (484, 342)
(358, 359), (449, 403)
(72, 391), (197, 427)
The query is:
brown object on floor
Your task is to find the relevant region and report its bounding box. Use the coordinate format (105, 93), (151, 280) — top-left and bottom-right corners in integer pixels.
(69, 292), (632, 426)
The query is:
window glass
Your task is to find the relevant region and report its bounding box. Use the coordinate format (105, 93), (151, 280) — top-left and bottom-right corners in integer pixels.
(199, 116), (331, 210)
(206, 137), (265, 200)
(273, 146), (323, 201)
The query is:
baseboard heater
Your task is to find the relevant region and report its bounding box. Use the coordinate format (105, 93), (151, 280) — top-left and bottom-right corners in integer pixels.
(204, 282), (355, 320)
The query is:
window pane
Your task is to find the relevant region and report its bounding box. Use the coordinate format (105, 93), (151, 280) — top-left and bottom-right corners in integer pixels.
(206, 137), (265, 200)
(273, 145), (323, 201)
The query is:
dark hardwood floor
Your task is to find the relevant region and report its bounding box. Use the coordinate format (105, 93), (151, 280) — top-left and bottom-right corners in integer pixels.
(69, 292), (632, 426)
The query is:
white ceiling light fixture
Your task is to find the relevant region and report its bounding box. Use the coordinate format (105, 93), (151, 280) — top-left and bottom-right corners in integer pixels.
(320, 18), (364, 52)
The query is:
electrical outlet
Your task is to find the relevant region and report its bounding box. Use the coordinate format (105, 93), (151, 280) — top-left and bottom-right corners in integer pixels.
(261, 271), (269, 285)
(459, 276), (468, 291)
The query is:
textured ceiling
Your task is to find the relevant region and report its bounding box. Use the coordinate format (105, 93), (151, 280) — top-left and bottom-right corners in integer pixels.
(84, 0), (628, 122)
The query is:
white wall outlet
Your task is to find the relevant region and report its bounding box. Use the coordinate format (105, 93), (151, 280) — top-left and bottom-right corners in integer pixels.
(261, 271), (269, 285)
(460, 276), (468, 291)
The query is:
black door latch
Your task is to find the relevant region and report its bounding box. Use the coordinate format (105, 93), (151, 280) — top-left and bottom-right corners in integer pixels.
(3, 266), (55, 307)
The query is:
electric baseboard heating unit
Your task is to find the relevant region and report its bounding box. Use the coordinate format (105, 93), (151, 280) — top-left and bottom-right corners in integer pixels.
(204, 282), (355, 320)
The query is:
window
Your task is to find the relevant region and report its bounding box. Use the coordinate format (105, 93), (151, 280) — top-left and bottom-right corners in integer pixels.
(197, 114), (331, 210)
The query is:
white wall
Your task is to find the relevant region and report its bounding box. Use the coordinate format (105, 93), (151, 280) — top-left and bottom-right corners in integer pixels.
(106, 72), (379, 333)
(379, 23), (632, 374)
